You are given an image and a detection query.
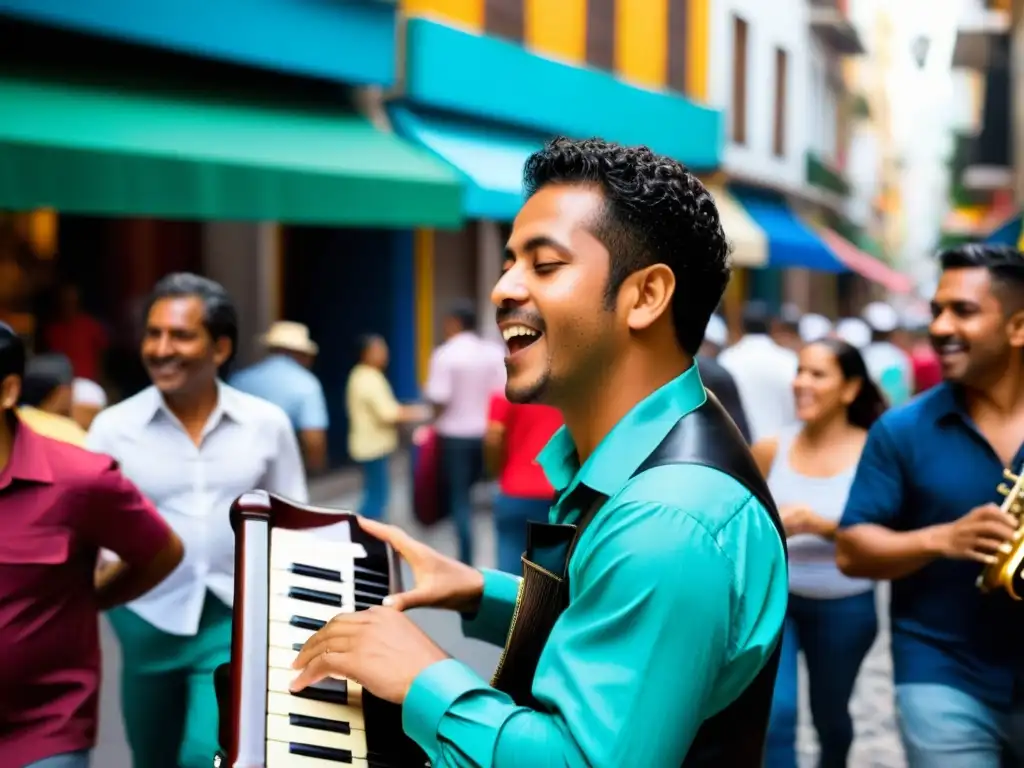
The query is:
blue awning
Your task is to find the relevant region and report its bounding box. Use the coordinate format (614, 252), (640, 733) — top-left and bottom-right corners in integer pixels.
(731, 190), (848, 272)
(985, 213), (1021, 246)
(388, 105), (546, 221)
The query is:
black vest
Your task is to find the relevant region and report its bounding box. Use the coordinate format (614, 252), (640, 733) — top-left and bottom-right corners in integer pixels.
(490, 393), (787, 766)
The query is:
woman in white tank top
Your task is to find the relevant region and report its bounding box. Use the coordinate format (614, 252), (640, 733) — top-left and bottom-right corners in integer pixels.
(751, 338), (888, 768)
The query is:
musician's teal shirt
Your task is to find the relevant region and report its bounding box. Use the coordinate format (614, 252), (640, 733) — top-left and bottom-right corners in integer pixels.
(402, 366), (788, 767)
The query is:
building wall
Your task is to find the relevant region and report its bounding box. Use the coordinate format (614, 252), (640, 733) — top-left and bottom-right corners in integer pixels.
(400, 0), (714, 102)
(201, 223), (280, 368)
(412, 221), (504, 385)
(282, 227), (417, 468)
(709, 0), (810, 187)
(808, 39), (839, 164)
(1012, 9), (1024, 205)
(845, 0), (884, 232)
(432, 224), (480, 344)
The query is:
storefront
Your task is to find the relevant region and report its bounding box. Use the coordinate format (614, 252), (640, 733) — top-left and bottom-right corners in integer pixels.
(0, 4), (464, 465)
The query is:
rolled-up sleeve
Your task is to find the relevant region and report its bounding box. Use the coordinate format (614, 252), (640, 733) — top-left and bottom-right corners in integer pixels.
(402, 501), (760, 767)
(839, 420), (906, 529)
(76, 462), (173, 567)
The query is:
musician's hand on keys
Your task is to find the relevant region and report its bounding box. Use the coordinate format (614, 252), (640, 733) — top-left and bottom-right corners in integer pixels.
(935, 503), (1018, 564)
(290, 606), (448, 704)
(357, 517), (485, 614)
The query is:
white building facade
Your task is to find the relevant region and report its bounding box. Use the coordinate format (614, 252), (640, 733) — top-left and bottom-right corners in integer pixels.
(709, 0), (812, 190)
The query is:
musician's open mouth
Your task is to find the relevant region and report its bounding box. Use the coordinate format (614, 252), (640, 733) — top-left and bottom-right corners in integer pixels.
(501, 324), (543, 357)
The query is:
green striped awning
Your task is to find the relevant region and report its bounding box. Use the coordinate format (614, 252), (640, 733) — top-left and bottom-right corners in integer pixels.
(0, 72), (463, 228)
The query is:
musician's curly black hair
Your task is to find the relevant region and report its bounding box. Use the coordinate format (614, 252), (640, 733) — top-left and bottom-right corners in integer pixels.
(523, 137), (731, 356)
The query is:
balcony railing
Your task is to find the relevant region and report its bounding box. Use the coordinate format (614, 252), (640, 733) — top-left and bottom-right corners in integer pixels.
(809, 0), (864, 55)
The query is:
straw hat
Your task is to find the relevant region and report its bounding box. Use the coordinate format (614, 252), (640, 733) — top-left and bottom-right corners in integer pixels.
(260, 321), (319, 355)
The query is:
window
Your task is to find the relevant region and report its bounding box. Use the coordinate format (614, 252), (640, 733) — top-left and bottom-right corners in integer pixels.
(485, 0), (524, 43)
(773, 47), (788, 157)
(587, 0), (616, 71)
(667, 0), (689, 93)
(731, 15), (748, 145)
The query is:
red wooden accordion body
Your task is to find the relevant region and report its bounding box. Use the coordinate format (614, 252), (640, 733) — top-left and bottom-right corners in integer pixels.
(213, 490), (429, 767)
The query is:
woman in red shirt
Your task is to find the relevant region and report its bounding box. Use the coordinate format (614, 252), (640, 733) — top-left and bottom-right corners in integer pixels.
(484, 391), (564, 573)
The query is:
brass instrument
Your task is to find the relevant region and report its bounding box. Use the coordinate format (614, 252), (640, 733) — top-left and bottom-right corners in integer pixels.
(976, 464), (1024, 599)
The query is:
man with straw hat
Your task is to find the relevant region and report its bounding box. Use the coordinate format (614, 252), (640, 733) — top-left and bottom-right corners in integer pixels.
(230, 320), (330, 472)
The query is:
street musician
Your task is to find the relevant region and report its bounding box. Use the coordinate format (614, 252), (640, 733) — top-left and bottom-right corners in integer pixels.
(289, 138), (789, 766)
(836, 243), (1024, 767)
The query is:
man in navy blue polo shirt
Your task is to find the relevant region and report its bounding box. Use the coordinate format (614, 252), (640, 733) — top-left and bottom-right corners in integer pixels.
(836, 243), (1024, 767)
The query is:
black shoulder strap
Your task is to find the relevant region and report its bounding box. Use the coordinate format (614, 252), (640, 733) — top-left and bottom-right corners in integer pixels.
(563, 392), (785, 584)
(635, 391), (782, 528)
(633, 392), (785, 768)
(564, 489), (610, 571)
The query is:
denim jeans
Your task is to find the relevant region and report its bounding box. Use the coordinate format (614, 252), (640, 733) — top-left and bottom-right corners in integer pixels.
(438, 436), (483, 565)
(26, 750), (90, 768)
(766, 590), (878, 768)
(896, 683), (1024, 768)
(493, 492), (551, 574)
(358, 456), (390, 521)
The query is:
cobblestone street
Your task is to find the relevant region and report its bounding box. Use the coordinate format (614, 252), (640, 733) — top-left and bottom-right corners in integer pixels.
(95, 458), (906, 766)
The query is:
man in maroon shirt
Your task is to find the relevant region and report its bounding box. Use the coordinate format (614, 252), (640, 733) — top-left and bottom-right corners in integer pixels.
(0, 323), (184, 768)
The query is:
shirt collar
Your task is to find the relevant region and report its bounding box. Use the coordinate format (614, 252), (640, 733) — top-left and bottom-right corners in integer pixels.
(537, 364), (707, 499)
(929, 381), (980, 427)
(141, 380), (247, 430)
(0, 414), (55, 487)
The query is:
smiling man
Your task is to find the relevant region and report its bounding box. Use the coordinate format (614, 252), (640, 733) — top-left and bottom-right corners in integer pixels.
(290, 138), (789, 766)
(836, 243), (1024, 767)
(86, 273), (307, 768)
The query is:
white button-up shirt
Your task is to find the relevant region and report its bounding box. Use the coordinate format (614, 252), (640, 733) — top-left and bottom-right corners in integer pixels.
(86, 382), (308, 636)
(718, 334), (799, 444)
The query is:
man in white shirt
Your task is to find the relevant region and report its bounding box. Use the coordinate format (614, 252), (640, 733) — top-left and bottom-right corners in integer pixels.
(424, 301), (506, 564)
(86, 273), (307, 768)
(718, 301), (798, 443)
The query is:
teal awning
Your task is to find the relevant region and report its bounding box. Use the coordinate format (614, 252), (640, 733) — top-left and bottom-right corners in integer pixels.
(0, 72), (463, 227)
(388, 105), (546, 221)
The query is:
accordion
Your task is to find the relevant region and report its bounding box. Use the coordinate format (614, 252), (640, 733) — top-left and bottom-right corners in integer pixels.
(213, 490), (429, 767)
